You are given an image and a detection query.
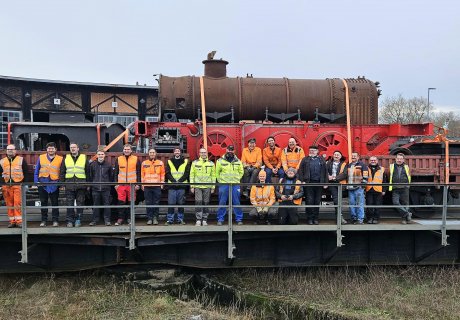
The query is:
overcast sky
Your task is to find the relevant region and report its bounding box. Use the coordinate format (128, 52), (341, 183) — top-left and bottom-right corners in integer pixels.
(1, 0), (458, 112)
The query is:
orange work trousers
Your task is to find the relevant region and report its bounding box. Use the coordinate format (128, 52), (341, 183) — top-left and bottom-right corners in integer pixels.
(2, 185), (22, 224)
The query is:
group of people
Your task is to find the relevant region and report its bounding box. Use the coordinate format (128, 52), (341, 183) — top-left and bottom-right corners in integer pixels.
(0, 136), (413, 228)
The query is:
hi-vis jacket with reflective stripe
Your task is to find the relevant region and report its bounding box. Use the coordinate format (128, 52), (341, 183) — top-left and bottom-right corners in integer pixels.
(190, 158), (216, 188)
(141, 159), (165, 185)
(281, 147), (305, 171)
(38, 154), (63, 180)
(167, 159), (189, 183)
(250, 185), (275, 206)
(389, 163), (411, 191)
(64, 154), (87, 179)
(0, 156), (24, 183)
(216, 156), (244, 184)
(366, 166), (386, 192)
(241, 147), (262, 168)
(116, 155), (139, 183)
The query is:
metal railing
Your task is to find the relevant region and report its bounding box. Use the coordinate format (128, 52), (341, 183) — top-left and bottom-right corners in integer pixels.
(0, 181), (458, 263)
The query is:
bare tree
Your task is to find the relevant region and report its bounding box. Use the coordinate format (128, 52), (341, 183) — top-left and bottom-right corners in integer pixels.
(430, 111), (460, 136)
(379, 94), (431, 124)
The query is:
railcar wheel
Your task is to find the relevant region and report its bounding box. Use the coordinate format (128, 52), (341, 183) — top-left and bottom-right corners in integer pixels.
(314, 131), (348, 159)
(197, 131), (236, 161)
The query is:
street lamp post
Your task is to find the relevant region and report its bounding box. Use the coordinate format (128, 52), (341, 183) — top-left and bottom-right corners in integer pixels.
(427, 87), (436, 120)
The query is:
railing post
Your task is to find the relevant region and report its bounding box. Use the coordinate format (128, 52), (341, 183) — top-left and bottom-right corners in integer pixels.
(441, 184), (449, 246)
(20, 184), (28, 263)
(129, 184), (136, 250)
(227, 184), (234, 259)
(337, 184), (344, 247)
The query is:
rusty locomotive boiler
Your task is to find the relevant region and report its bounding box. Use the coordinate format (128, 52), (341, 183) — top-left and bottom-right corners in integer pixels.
(159, 57), (379, 124)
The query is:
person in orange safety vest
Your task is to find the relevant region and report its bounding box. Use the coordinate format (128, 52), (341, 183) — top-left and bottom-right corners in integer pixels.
(113, 144), (141, 226)
(141, 148), (165, 225)
(241, 138), (262, 198)
(0, 144), (29, 228)
(281, 137), (305, 172)
(249, 170), (277, 225)
(365, 156), (388, 224)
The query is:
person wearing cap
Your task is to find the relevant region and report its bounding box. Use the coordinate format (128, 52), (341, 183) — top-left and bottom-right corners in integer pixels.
(241, 138), (262, 198)
(249, 170), (277, 224)
(190, 148), (216, 226)
(0, 144), (29, 228)
(281, 138), (305, 172)
(336, 152), (368, 224)
(298, 145), (328, 225)
(275, 167), (303, 225)
(262, 136), (284, 183)
(326, 150), (348, 224)
(215, 145), (244, 225)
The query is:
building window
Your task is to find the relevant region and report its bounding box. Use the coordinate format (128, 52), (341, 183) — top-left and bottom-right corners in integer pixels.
(0, 110), (22, 149)
(95, 115), (138, 128)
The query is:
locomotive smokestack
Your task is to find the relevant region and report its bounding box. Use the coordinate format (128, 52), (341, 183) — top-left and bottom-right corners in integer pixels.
(203, 51), (228, 78)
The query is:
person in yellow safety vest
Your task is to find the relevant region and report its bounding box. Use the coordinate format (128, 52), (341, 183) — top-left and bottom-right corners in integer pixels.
(141, 148), (165, 225)
(249, 170), (276, 225)
(281, 137), (305, 172)
(216, 145), (244, 225)
(275, 167), (304, 225)
(190, 148), (216, 226)
(34, 142), (63, 227)
(365, 156), (388, 224)
(165, 147), (191, 225)
(241, 138), (262, 198)
(326, 150), (348, 224)
(389, 153), (412, 224)
(59, 142), (90, 228)
(113, 144), (141, 226)
(0, 144), (29, 228)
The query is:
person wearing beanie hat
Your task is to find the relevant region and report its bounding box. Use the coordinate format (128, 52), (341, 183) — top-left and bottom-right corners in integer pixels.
(326, 150), (348, 225)
(275, 167), (303, 225)
(249, 170), (277, 224)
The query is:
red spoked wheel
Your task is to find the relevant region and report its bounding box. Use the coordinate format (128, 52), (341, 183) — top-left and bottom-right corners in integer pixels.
(197, 131), (236, 161)
(314, 131), (348, 159)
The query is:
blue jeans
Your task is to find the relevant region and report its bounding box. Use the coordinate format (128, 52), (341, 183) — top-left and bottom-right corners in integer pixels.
(265, 167), (285, 183)
(348, 187), (365, 221)
(217, 185), (243, 223)
(144, 187), (162, 220)
(167, 188), (185, 222)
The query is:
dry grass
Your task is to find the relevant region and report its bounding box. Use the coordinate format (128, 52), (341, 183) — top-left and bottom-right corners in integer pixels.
(0, 272), (255, 320)
(214, 266), (460, 319)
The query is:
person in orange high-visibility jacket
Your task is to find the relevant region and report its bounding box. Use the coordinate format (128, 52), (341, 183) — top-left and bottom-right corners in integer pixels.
(34, 142), (63, 227)
(365, 156), (388, 224)
(249, 170), (277, 224)
(113, 144), (141, 225)
(0, 144), (29, 228)
(281, 138), (305, 172)
(241, 138), (262, 197)
(141, 148), (165, 225)
(262, 136), (284, 183)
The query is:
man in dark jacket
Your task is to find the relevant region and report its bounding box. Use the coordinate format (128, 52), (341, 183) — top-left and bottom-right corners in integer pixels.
(389, 153), (412, 224)
(366, 156), (388, 224)
(297, 146), (328, 225)
(326, 150), (347, 224)
(88, 149), (113, 226)
(165, 147), (191, 225)
(60, 142), (90, 228)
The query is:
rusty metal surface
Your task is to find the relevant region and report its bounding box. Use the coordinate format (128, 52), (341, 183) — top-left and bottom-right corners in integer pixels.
(159, 75), (378, 124)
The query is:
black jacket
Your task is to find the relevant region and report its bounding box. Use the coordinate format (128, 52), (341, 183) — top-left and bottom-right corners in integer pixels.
(88, 159), (114, 192)
(326, 160), (346, 183)
(297, 156), (328, 183)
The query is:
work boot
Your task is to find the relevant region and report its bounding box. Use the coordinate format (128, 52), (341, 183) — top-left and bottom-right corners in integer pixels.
(89, 221), (97, 226)
(52, 221), (59, 227)
(202, 220), (208, 226)
(367, 218), (374, 224)
(373, 219), (380, 224)
(195, 220), (201, 226)
(217, 221), (223, 226)
(153, 217), (158, 225)
(67, 222), (73, 228)
(147, 220), (153, 225)
(105, 221), (111, 226)
(7, 223), (15, 228)
(39, 221), (47, 227)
